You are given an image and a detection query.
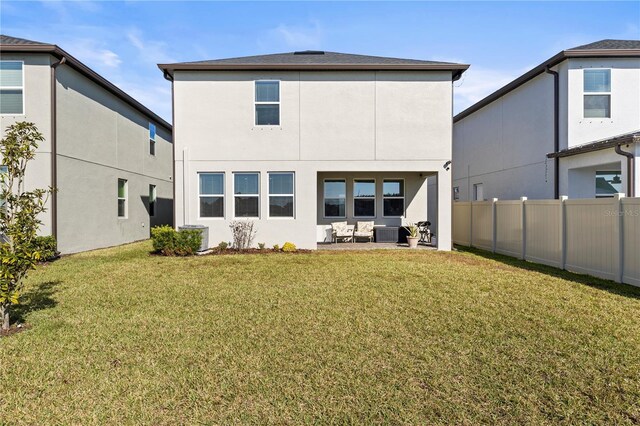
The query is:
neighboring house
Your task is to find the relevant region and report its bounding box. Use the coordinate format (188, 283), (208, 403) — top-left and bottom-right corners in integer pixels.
(452, 39), (640, 201)
(0, 35), (173, 253)
(159, 51), (468, 250)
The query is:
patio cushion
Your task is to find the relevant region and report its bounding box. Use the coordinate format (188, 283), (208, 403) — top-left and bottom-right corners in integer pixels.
(331, 221), (349, 236)
(356, 221), (374, 234)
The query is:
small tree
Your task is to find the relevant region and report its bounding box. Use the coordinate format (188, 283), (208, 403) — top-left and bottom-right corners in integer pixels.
(0, 122), (51, 330)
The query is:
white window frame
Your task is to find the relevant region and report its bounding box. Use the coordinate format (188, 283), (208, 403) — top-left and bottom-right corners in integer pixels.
(148, 184), (157, 217)
(583, 68), (611, 119)
(0, 60), (25, 116)
(117, 179), (128, 219)
(149, 122), (156, 156)
(254, 80), (280, 127)
(323, 178), (347, 219)
(198, 172), (225, 219)
(353, 178), (376, 218)
(382, 178), (405, 218)
(268, 172), (295, 219)
(233, 172), (260, 219)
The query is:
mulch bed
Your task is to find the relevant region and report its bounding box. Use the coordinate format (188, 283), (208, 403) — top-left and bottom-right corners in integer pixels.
(0, 323), (31, 338)
(204, 248), (313, 256)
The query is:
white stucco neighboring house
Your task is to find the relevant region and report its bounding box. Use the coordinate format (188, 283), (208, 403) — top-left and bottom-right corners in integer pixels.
(159, 51), (469, 250)
(0, 35), (174, 253)
(452, 39), (640, 201)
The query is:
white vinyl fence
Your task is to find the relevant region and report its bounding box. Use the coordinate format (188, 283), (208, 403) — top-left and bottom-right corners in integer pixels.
(453, 195), (640, 287)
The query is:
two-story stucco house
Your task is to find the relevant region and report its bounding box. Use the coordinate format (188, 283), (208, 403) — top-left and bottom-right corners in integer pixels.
(159, 51), (468, 250)
(453, 39), (640, 202)
(1, 35), (173, 253)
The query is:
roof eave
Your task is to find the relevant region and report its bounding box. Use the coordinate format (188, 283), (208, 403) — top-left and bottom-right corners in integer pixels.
(158, 62), (470, 77)
(454, 49), (640, 123)
(1, 44), (172, 131)
(547, 135), (639, 158)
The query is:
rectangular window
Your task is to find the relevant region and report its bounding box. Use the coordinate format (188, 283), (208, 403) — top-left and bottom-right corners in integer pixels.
(117, 179), (127, 218)
(383, 179), (404, 217)
(353, 179), (375, 217)
(149, 123), (156, 156)
(473, 183), (484, 201)
(269, 172), (294, 217)
(199, 173), (224, 218)
(595, 171), (622, 198)
(584, 69), (611, 118)
(255, 80), (280, 126)
(324, 179), (346, 218)
(0, 61), (24, 115)
(148, 184), (157, 217)
(234, 173), (259, 217)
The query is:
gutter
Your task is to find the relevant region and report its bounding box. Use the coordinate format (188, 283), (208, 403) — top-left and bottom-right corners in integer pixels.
(545, 65), (560, 199)
(50, 55), (66, 240)
(615, 144), (635, 197)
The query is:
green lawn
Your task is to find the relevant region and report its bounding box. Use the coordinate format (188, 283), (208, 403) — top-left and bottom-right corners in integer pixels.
(1, 242), (639, 424)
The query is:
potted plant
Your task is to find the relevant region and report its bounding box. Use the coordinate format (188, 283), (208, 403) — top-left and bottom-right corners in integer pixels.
(403, 223), (420, 249)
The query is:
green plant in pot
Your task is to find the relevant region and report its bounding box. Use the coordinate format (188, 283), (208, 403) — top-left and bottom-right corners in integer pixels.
(403, 223), (420, 249)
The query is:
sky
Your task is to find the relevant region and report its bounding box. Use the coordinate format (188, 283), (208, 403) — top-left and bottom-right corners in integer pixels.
(1, 1), (639, 123)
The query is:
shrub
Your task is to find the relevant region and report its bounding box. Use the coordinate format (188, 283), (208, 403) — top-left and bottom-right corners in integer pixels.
(272, 244), (280, 251)
(282, 242), (297, 252)
(229, 220), (257, 250)
(258, 243), (265, 250)
(32, 235), (58, 261)
(217, 241), (229, 250)
(151, 225), (202, 256)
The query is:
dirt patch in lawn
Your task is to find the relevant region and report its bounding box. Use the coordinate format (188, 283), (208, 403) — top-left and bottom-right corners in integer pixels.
(0, 323), (31, 338)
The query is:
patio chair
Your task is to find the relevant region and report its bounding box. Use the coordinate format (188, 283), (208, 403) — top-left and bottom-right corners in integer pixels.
(353, 221), (374, 242)
(331, 221), (354, 243)
(417, 221), (432, 243)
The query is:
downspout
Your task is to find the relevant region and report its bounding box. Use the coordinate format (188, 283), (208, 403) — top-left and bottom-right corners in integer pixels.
(615, 144), (635, 197)
(545, 65), (560, 199)
(163, 70), (176, 227)
(50, 55), (66, 240)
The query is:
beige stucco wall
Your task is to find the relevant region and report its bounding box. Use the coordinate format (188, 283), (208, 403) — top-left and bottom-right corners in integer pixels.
(174, 69), (454, 250)
(54, 64), (173, 253)
(0, 53), (54, 235)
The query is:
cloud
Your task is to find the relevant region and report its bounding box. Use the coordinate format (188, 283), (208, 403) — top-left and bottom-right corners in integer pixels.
(127, 28), (175, 64)
(267, 21), (324, 50)
(63, 39), (122, 69)
(453, 66), (531, 114)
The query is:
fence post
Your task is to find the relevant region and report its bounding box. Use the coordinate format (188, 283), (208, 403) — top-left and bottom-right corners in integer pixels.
(491, 198), (498, 253)
(559, 196), (568, 270)
(520, 197), (527, 260)
(615, 193), (625, 283)
(469, 202), (473, 247)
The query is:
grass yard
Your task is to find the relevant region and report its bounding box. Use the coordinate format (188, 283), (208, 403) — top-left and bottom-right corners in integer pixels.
(1, 242), (639, 424)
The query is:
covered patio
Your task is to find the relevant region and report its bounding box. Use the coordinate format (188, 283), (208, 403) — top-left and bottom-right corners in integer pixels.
(318, 242), (436, 251)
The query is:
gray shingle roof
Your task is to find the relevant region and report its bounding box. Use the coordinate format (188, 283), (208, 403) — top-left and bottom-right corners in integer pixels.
(569, 39), (640, 50)
(178, 51), (461, 66)
(0, 34), (51, 46)
(547, 130), (640, 158)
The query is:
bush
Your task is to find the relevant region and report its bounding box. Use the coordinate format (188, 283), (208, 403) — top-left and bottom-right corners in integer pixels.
(229, 220), (257, 249)
(151, 225), (202, 256)
(217, 241), (229, 250)
(272, 244), (280, 251)
(32, 235), (58, 261)
(282, 242), (297, 252)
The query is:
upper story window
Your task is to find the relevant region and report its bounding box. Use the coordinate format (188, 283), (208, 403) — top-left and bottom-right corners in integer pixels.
(0, 61), (24, 115)
(583, 69), (611, 118)
(149, 123), (156, 155)
(255, 80), (280, 126)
